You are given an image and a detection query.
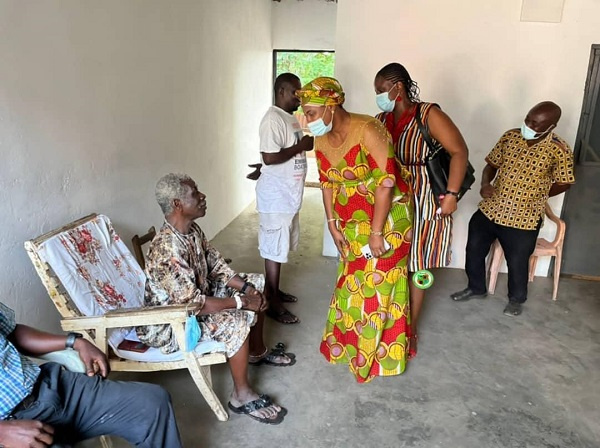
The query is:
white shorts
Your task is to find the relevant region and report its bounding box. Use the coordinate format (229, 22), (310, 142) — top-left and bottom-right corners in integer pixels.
(258, 212), (300, 263)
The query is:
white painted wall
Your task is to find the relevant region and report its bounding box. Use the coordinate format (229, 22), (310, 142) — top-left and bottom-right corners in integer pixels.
(335, 0), (600, 275)
(272, 0), (336, 50)
(0, 0), (272, 331)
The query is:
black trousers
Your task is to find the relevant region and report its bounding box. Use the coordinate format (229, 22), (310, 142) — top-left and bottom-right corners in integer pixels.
(11, 363), (182, 447)
(465, 210), (541, 303)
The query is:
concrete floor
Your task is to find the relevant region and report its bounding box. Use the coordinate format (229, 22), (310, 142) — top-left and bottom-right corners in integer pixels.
(102, 188), (599, 448)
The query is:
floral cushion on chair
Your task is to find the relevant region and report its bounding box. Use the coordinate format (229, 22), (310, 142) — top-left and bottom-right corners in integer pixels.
(37, 215), (145, 349)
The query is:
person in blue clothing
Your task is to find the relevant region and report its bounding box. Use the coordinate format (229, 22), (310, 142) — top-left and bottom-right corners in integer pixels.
(0, 302), (182, 448)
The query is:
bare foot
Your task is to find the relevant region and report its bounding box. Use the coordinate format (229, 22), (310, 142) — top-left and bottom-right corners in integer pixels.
(408, 334), (418, 360)
(279, 290), (298, 303)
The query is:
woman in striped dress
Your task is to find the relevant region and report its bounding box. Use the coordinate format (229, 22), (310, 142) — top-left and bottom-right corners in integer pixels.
(374, 63), (469, 358)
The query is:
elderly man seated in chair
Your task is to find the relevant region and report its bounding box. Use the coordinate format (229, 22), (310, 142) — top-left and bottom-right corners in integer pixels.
(136, 173), (294, 425)
(0, 302), (182, 448)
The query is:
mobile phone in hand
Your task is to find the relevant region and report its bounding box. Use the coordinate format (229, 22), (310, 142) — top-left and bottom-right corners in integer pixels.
(360, 241), (391, 260)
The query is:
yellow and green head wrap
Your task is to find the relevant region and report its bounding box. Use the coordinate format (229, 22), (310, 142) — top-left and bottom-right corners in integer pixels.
(296, 77), (345, 107)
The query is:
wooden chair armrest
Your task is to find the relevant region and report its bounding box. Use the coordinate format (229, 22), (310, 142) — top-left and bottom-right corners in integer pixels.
(60, 305), (189, 332)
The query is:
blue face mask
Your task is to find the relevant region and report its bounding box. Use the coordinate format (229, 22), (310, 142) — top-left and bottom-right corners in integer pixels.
(185, 314), (201, 352)
(521, 122), (553, 140)
(308, 107), (334, 136)
(376, 85), (398, 112)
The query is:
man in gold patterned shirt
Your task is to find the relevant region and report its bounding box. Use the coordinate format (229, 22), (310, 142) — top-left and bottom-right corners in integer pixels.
(451, 102), (575, 316)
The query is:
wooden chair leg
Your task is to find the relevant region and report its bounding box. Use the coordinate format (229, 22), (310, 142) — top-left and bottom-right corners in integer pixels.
(488, 241), (503, 295)
(552, 251), (562, 301)
(529, 256), (538, 282)
(185, 354), (229, 422)
(201, 365), (213, 387)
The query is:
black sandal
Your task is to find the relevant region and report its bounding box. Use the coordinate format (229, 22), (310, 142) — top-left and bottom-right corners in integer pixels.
(250, 342), (296, 367)
(266, 307), (300, 324)
(228, 394), (286, 425)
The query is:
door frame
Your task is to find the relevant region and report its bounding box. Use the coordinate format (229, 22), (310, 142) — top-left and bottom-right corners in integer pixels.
(560, 44), (600, 279)
(571, 44), (600, 166)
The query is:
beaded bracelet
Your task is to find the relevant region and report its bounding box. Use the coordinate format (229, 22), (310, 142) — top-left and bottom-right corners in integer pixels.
(233, 294), (243, 310)
(370, 230), (383, 236)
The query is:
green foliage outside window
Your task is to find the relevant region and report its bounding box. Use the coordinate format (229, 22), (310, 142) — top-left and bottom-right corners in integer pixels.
(275, 51), (335, 86)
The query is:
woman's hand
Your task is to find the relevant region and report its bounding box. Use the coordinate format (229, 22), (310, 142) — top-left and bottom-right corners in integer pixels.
(368, 234), (389, 258)
(328, 224), (348, 258)
(439, 194), (458, 217)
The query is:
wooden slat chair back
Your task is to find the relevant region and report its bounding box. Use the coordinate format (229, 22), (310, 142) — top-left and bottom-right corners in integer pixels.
(25, 213), (229, 421)
(131, 226), (156, 270)
(487, 203), (566, 301)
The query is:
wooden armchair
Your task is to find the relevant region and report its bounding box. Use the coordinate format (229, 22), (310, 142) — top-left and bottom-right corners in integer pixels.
(25, 214), (229, 421)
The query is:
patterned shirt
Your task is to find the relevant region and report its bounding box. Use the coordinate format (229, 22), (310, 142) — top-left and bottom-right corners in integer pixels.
(137, 222), (241, 354)
(0, 302), (41, 419)
(479, 129), (575, 230)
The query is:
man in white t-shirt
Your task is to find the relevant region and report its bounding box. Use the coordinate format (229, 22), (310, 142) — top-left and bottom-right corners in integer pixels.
(256, 73), (313, 324)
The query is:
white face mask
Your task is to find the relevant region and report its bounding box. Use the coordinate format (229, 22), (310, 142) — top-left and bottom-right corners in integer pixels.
(521, 122), (554, 140)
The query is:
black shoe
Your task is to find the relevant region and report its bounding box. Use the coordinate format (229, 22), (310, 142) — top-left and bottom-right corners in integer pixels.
(450, 288), (488, 302)
(503, 302), (522, 317)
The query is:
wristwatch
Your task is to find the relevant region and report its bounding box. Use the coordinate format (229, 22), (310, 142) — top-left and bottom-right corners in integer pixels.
(65, 332), (83, 349)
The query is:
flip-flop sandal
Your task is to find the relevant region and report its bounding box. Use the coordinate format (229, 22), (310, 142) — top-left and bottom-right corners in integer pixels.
(279, 290), (298, 303)
(228, 394), (286, 425)
(266, 307), (300, 324)
(250, 342), (296, 367)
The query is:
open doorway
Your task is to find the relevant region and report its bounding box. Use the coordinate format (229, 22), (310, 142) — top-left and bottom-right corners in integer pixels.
(561, 44), (600, 280)
(273, 50), (335, 187)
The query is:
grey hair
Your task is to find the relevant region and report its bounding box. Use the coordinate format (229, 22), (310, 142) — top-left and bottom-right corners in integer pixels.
(155, 173), (193, 215)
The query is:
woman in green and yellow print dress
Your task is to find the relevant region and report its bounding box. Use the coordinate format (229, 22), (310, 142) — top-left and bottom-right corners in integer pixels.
(297, 77), (414, 383)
